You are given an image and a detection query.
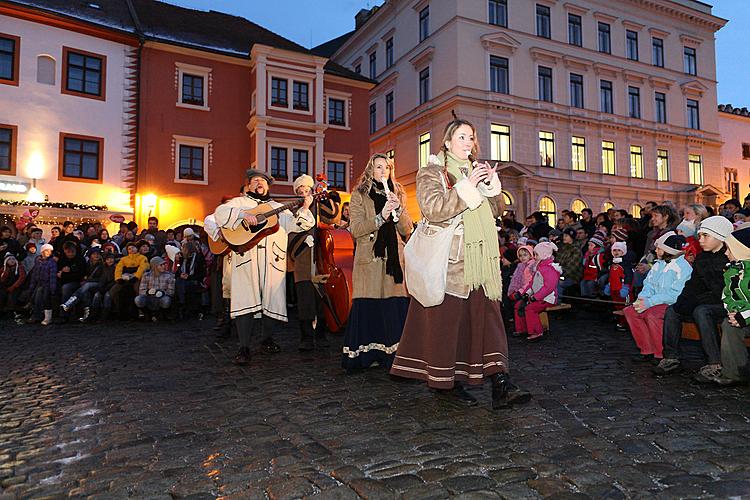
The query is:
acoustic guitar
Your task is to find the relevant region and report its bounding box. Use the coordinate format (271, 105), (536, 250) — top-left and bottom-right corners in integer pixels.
(221, 191), (328, 251)
(207, 235), (230, 256)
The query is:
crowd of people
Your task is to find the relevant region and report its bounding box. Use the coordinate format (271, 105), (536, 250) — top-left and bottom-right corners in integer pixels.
(3, 117), (749, 408)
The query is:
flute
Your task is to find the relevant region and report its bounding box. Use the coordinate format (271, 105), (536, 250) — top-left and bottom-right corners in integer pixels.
(381, 177), (400, 222)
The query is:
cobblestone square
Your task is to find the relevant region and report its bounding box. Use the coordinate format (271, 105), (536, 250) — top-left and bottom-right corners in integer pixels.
(1, 312), (750, 499)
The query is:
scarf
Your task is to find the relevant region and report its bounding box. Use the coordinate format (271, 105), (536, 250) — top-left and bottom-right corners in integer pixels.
(443, 151), (502, 300)
(369, 180), (403, 284)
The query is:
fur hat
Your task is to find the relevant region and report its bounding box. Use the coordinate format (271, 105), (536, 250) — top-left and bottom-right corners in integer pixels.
(293, 174), (314, 193)
(245, 168), (273, 185)
(517, 244), (535, 259)
(165, 245), (180, 262)
(726, 227), (750, 261)
(534, 241), (558, 260)
(676, 219), (697, 238)
(698, 216), (734, 242)
(40, 243), (54, 254)
(611, 241), (627, 255)
(656, 232), (686, 256)
(611, 227), (628, 242)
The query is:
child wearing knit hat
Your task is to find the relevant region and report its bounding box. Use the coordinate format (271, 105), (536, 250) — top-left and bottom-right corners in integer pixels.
(514, 242), (562, 342)
(580, 234), (606, 298)
(507, 245), (536, 336)
(603, 241), (635, 330)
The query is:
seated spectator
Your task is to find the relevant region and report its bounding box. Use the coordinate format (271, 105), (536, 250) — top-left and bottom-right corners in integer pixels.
(175, 240), (207, 318)
(57, 241), (87, 307)
(723, 198), (741, 221)
(556, 228), (582, 298)
(508, 244), (535, 336)
(110, 241), (148, 319)
(28, 227), (45, 249)
(135, 256), (175, 321)
(676, 218), (701, 264)
(574, 227), (588, 254)
(164, 229), (177, 248)
(27, 244), (57, 325)
(119, 230), (136, 255)
(634, 205), (678, 287)
(91, 252), (117, 322)
(61, 247), (104, 321)
(513, 242), (562, 342)
(624, 233), (692, 362)
(137, 239), (154, 260)
(580, 231), (606, 298)
(654, 216), (733, 378)
(22, 242), (37, 274)
(0, 254), (27, 316)
(603, 242), (634, 331)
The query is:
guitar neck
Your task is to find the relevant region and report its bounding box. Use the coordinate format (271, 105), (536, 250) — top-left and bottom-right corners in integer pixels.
(262, 192), (325, 218)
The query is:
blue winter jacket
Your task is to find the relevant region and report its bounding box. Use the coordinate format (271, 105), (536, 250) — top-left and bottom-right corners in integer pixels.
(638, 255), (692, 309)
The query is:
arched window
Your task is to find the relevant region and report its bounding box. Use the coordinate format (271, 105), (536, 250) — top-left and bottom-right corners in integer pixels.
(631, 203), (642, 217)
(603, 201), (615, 211)
(502, 190), (513, 206)
(571, 199), (587, 214)
(539, 196), (556, 226)
(36, 55), (56, 85)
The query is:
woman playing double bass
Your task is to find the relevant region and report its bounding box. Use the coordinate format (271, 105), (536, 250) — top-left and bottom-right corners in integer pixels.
(390, 119), (531, 409)
(342, 153), (413, 371)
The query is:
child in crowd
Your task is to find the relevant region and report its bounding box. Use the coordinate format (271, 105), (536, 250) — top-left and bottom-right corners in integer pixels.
(27, 243), (57, 325)
(61, 247), (104, 322)
(0, 254), (26, 315)
(580, 231), (606, 297)
(22, 242), (37, 274)
(556, 228), (582, 298)
(624, 232), (692, 362)
(604, 241), (634, 331)
(513, 242), (562, 342)
(508, 245), (536, 336)
(676, 219), (702, 264)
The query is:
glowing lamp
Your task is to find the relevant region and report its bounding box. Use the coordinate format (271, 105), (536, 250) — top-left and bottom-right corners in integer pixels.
(143, 193), (157, 210)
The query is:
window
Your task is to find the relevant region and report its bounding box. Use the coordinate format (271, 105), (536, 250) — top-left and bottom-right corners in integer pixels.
(630, 145), (643, 178)
(571, 199), (587, 213)
(600, 80), (613, 114)
(687, 99), (700, 129)
(270, 147), (287, 181)
(598, 23), (611, 54)
(369, 51), (377, 80)
(684, 47), (697, 75)
(568, 14), (582, 46)
(489, 0), (507, 27)
(178, 145), (204, 181)
(571, 136), (586, 171)
(657, 149), (669, 181)
(570, 73), (584, 108)
(0, 125), (17, 175)
(60, 133), (103, 182)
(271, 77), (288, 107)
(328, 98), (346, 126)
(36, 55), (56, 85)
(385, 92), (394, 125)
(655, 92), (667, 124)
(419, 132), (431, 168)
(538, 66), (553, 102)
(631, 204), (642, 217)
(355, 64), (361, 74)
(181, 74), (204, 106)
(327, 160), (347, 190)
(539, 131), (555, 167)
(369, 103), (377, 134)
(743, 143), (750, 160)
(626, 30), (639, 61)
(726, 169), (739, 200)
(292, 81), (309, 111)
(536, 5), (551, 39)
(602, 140), (616, 175)
(419, 67), (430, 104)
(292, 149), (308, 179)
(490, 55), (509, 94)
(0, 34), (20, 85)
(63, 47), (106, 99)
(689, 154), (703, 185)
(628, 86), (641, 119)
(490, 124), (511, 162)
(385, 37), (394, 68)
(386, 149), (395, 160)
(603, 201), (615, 212)
(419, 7), (429, 42)
(539, 196), (556, 226)
(502, 191), (513, 206)
(652, 38), (664, 67)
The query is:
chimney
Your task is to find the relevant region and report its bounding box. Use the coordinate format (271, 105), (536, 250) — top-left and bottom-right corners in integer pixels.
(355, 6), (379, 29)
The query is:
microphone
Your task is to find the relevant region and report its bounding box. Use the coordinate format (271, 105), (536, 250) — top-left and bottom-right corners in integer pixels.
(381, 177), (399, 222)
(468, 154), (492, 186)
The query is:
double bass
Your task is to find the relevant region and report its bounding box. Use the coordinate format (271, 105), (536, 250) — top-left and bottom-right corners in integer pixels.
(313, 177), (353, 333)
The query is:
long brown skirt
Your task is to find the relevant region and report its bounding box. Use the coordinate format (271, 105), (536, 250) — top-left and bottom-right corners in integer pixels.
(390, 288), (509, 389)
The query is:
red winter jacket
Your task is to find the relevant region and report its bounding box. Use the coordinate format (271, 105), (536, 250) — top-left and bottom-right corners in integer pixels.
(1, 263), (26, 293)
(582, 249), (605, 281)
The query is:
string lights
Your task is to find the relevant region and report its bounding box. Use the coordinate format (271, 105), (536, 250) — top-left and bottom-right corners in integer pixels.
(0, 199), (108, 210)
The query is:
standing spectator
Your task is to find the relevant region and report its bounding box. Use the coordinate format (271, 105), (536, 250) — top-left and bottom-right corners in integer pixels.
(175, 240), (207, 319)
(580, 208), (596, 236)
(500, 248), (519, 324)
(508, 244), (536, 335)
(639, 201), (658, 229)
(27, 244), (57, 325)
(110, 241), (148, 319)
(624, 233), (692, 362)
(655, 216), (733, 378)
(723, 199), (742, 221)
(503, 210), (524, 232)
(574, 227), (589, 254)
(135, 256), (175, 321)
(0, 254), (26, 315)
(556, 228), (582, 298)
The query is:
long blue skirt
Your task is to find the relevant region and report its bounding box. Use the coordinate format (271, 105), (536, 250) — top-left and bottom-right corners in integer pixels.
(341, 297), (409, 370)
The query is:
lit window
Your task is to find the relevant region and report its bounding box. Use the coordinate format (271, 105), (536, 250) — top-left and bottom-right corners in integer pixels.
(630, 145), (643, 178)
(689, 154), (703, 185)
(571, 136), (586, 171)
(419, 132), (431, 168)
(571, 199), (587, 213)
(490, 124), (511, 162)
(657, 149), (669, 181)
(602, 140), (616, 175)
(539, 131), (555, 167)
(539, 196), (556, 226)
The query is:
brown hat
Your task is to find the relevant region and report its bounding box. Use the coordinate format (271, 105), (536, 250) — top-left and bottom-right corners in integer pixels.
(245, 168), (273, 185)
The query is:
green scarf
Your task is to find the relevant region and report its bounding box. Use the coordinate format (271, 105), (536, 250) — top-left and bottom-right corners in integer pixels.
(443, 151), (502, 300)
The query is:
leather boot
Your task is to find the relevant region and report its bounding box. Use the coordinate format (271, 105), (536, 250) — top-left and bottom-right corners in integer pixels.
(434, 382), (478, 407)
(491, 373), (531, 409)
(299, 321), (315, 351)
(233, 347), (251, 366)
(213, 299), (230, 330)
(314, 319), (330, 348)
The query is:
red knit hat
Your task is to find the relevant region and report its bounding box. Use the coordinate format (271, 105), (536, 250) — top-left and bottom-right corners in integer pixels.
(612, 227), (628, 242)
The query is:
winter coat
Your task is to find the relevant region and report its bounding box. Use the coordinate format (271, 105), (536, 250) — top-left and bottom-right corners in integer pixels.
(57, 253), (87, 285)
(178, 252), (207, 282)
(83, 260), (104, 283)
(1, 263), (26, 292)
(99, 264), (116, 293)
(673, 248), (728, 315)
(29, 256), (56, 292)
(556, 242), (582, 283)
(723, 261), (750, 323)
(637, 255), (692, 309)
(607, 251), (635, 294)
(508, 260), (535, 296)
(520, 258), (562, 304)
(582, 248), (606, 281)
(115, 253), (149, 281)
(415, 161), (504, 299)
(349, 190), (412, 299)
(0, 237), (22, 262)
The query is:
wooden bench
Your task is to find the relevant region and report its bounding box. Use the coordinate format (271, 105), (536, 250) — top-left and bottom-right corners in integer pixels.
(613, 310), (750, 347)
(540, 303), (572, 332)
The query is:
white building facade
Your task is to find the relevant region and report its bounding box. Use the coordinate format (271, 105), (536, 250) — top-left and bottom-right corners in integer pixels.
(325, 0), (727, 220)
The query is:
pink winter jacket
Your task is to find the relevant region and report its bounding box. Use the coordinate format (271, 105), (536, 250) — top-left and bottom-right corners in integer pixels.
(521, 258), (562, 304)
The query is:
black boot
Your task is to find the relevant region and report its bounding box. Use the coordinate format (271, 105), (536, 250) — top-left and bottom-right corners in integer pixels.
(434, 382), (478, 407)
(299, 322), (315, 351)
(233, 347), (251, 366)
(213, 299), (230, 331)
(314, 319), (330, 348)
(491, 373), (531, 409)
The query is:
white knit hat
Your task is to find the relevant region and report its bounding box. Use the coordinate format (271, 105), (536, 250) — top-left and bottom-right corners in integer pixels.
(697, 215), (734, 242)
(611, 241), (627, 254)
(293, 174), (314, 193)
(534, 241), (558, 260)
(40, 243), (54, 253)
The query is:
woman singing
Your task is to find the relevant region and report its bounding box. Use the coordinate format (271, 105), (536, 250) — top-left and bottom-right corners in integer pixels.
(390, 119), (530, 409)
(342, 153), (413, 371)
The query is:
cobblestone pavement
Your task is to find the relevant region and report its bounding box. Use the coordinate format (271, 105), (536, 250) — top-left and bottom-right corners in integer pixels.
(2, 310), (750, 499)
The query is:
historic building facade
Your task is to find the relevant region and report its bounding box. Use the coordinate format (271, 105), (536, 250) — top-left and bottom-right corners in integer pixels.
(718, 104), (750, 203)
(322, 0), (727, 220)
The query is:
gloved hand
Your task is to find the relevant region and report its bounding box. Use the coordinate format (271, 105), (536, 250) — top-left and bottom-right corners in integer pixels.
(620, 285), (630, 299)
(155, 290), (164, 298)
(148, 288), (157, 296)
(525, 293), (536, 303)
(510, 292), (522, 302)
(603, 283), (611, 296)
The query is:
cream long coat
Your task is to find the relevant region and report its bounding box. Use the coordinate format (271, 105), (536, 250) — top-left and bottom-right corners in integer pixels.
(416, 159), (504, 299)
(349, 189), (413, 299)
(213, 196), (314, 320)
